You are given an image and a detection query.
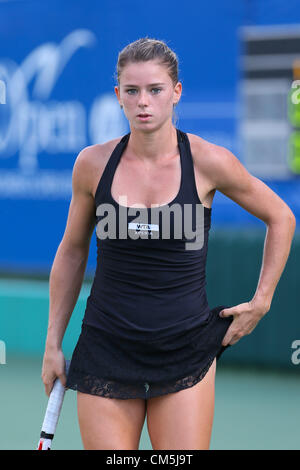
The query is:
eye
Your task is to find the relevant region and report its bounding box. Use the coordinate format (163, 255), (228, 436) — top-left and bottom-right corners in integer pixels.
(151, 88), (162, 94)
(126, 89), (137, 95)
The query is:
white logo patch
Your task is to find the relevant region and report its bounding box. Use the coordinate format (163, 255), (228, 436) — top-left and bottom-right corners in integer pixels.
(128, 222), (159, 236)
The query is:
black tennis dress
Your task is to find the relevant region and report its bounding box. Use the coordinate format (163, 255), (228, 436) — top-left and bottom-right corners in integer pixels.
(66, 128), (234, 399)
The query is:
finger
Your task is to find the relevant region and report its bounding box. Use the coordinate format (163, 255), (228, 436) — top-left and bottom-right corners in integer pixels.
(229, 337), (241, 346)
(222, 329), (239, 346)
(44, 381), (54, 397)
(222, 338), (231, 347)
(221, 333), (232, 346)
(57, 373), (67, 388)
(228, 332), (245, 346)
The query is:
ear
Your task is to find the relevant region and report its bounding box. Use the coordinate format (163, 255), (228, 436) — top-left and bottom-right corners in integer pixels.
(173, 81), (182, 106)
(114, 86), (122, 106)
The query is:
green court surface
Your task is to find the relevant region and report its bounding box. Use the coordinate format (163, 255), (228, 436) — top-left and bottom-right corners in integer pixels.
(0, 355), (299, 450)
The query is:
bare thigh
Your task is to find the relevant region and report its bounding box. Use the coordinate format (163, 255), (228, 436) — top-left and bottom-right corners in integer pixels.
(146, 358), (217, 450)
(77, 392), (147, 450)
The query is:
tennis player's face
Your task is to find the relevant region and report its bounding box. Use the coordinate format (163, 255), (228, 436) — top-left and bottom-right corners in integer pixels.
(115, 60), (181, 129)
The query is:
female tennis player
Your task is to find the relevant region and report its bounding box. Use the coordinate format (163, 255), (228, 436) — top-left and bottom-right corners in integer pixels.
(41, 38), (296, 450)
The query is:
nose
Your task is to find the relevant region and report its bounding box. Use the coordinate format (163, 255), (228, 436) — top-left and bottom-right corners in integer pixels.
(137, 90), (149, 108)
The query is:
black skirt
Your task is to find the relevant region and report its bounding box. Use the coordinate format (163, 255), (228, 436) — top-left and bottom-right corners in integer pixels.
(66, 305), (234, 400)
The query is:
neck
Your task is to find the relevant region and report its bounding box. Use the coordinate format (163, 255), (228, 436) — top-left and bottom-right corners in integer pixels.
(127, 121), (178, 163)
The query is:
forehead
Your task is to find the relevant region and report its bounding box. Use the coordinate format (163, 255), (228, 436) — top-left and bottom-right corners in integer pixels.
(120, 60), (171, 85)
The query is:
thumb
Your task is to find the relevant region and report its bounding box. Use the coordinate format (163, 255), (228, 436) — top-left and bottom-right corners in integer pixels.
(219, 307), (233, 318)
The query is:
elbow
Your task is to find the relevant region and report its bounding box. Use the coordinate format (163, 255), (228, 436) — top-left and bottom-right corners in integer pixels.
(266, 206), (296, 229)
(289, 212), (297, 234)
(280, 208), (296, 234)
(286, 208), (296, 228)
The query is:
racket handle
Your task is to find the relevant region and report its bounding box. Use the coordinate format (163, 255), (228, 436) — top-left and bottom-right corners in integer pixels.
(37, 359), (70, 450)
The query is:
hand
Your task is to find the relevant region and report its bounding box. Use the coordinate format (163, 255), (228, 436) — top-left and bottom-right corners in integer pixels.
(220, 299), (270, 346)
(41, 347), (67, 396)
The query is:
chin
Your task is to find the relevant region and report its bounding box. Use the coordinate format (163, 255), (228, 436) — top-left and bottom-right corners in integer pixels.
(132, 121), (154, 131)
(132, 120), (169, 133)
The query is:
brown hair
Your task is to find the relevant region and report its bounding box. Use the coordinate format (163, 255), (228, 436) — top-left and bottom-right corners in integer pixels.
(115, 37), (179, 87)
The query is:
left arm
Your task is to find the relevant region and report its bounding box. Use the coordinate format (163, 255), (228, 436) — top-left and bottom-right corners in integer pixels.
(208, 146), (296, 346)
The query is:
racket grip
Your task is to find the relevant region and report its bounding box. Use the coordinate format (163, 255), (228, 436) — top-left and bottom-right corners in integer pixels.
(37, 359), (70, 450)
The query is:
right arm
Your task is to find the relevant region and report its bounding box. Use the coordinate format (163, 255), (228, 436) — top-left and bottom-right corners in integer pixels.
(42, 146), (98, 396)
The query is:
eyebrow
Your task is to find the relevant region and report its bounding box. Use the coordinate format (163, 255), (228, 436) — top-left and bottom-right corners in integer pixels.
(123, 83), (165, 87)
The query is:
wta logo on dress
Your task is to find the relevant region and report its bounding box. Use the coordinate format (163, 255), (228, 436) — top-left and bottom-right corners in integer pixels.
(128, 222), (159, 237)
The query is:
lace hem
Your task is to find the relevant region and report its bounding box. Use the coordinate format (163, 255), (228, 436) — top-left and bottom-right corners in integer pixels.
(66, 356), (216, 400)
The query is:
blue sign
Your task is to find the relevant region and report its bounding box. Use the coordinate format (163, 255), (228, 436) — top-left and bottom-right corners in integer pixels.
(0, 0), (299, 275)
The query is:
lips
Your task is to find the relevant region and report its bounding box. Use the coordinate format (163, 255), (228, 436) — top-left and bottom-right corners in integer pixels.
(137, 113), (151, 117)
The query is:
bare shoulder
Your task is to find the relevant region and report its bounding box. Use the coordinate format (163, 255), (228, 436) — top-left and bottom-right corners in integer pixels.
(187, 132), (245, 190)
(187, 132), (295, 223)
(72, 136), (124, 197)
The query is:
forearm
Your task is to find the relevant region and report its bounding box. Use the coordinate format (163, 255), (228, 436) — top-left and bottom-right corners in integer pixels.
(251, 213), (296, 310)
(45, 243), (89, 350)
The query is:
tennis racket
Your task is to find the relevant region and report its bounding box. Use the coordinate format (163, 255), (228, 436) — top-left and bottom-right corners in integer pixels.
(37, 359), (70, 450)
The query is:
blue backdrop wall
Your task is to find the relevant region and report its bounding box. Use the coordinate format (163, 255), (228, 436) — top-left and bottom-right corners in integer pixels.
(0, 0), (299, 275)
